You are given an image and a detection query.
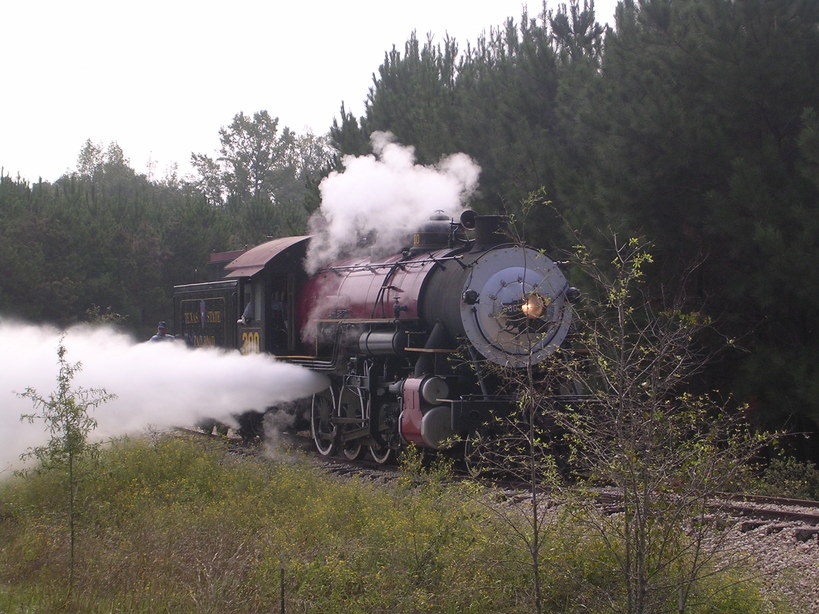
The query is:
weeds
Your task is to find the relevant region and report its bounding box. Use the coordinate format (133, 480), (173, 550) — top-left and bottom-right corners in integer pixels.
(0, 435), (778, 613)
(755, 456), (819, 501)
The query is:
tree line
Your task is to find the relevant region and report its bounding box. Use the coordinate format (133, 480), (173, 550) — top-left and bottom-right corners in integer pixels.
(332, 0), (819, 440)
(0, 114), (333, 333)
(0, 0), (817, 437)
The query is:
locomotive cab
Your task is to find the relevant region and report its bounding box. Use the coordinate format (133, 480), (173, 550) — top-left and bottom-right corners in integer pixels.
(173, 236), (311, 357)
(223, 236), (310, 356)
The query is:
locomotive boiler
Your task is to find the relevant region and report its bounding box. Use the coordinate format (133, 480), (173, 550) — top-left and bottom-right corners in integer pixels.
(173, 211), (578, 462)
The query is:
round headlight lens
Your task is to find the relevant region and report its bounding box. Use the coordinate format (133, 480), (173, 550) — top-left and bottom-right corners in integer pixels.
(521, 293), (546, 319)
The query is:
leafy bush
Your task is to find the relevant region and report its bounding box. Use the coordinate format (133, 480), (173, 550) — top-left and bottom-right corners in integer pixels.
(755, 456), (819, 501)
(0, 435), (780, 613)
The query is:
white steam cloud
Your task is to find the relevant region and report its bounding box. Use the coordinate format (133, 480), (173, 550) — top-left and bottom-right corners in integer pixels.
(305, 131), (480, 272)
(0, 319), (329, 475)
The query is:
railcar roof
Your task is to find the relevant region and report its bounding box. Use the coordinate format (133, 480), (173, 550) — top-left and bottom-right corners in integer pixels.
(224, 235), (311, 278)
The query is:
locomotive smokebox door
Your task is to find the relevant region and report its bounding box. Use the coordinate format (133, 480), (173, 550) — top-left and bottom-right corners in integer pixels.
(422, 244), (572, 369)
(459, 247), (571, 367)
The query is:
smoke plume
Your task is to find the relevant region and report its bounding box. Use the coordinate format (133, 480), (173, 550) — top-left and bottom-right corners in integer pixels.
(305, 131), (480, 272)
(0, 318), (328, 475)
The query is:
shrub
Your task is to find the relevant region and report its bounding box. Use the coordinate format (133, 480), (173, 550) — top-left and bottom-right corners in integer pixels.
(0, 434), (781, 613)
(755, 456), (819, 501)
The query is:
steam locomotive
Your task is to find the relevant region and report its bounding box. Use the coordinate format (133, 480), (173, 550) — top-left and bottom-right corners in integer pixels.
(173, 211), (579, 463)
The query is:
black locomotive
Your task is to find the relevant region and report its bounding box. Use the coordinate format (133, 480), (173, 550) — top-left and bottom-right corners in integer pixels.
(173, 211), (579, 462)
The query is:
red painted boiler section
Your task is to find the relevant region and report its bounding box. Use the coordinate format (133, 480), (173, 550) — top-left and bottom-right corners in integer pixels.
(297, 249), (449, 331)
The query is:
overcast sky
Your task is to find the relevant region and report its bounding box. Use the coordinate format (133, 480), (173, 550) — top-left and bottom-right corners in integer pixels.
(1, 0), (618, 183)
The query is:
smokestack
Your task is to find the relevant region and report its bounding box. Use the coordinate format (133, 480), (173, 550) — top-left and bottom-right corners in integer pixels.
(473, 215), (508, 247)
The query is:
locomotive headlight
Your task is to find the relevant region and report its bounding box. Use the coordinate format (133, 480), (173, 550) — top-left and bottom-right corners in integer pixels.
(520, 293), (548, 319)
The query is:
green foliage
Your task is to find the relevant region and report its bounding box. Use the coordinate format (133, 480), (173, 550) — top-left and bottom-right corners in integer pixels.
(16, 338), (114, 601)
(0, 435), (778, 613)
(571, 0), (819, 428)
(0, 162), (210, 331)
(335, 2), (605, 242)
(189, 110), (334, 243)
(460, 229), (781, 613)
(548, 236), (779, 614)
(363, 33), (461, 165)
(18, 339), (114, 472)
(754, 455), (819, 501)
(330, 0), (819, 433)
(84, 304), (128, 325)
(0, 116), (333, 336)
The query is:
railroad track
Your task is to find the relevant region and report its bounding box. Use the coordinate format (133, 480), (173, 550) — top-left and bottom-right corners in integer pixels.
(713, 492), (819, 542)
(174, 426), (819, 542)
(173, 425), (401, 477)
(593, 489), (819, 543)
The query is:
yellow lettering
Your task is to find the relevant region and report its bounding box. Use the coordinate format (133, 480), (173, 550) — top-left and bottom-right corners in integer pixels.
(241, 331), (261, 354)
(185, 310), (223, 324)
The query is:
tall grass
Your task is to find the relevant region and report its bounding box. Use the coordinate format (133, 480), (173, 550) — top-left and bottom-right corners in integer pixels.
(0, 435), (781, 613)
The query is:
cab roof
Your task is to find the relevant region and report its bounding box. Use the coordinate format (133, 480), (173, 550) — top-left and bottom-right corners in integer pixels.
(224, 235), (310, 278)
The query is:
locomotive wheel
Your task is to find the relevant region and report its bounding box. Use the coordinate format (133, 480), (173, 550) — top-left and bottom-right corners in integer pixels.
(368, 444), (393, 465)
(342, 442), (363, 461)
(311, 387), (337, 456)
(368, 399), (394, 464)
(338, 385), (365, 461)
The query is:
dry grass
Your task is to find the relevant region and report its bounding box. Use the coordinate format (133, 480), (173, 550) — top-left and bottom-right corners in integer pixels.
(0, 435), (778, 613)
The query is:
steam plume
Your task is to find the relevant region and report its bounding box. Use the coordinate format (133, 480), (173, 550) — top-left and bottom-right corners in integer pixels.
(305, 131), (480, 272)
(0, 319), (328, 475)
